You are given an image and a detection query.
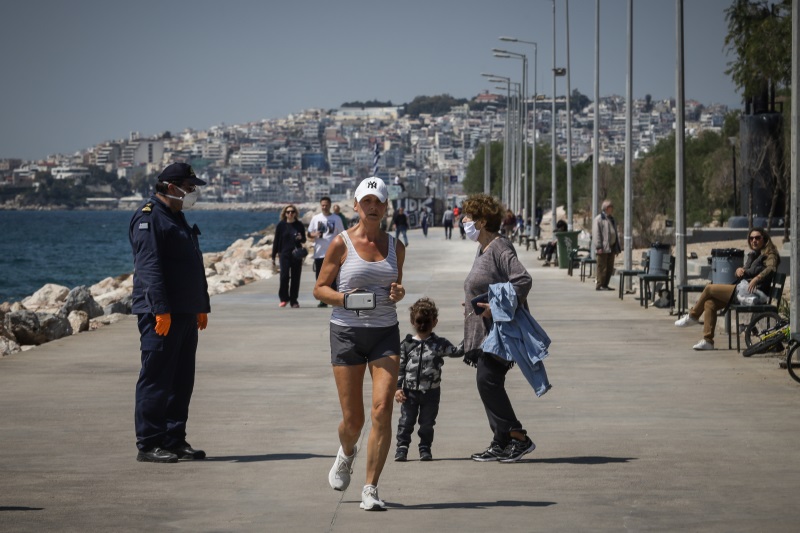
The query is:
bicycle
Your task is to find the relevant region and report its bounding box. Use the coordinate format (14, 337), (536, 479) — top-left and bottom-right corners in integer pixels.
(742, 311), (800, 384)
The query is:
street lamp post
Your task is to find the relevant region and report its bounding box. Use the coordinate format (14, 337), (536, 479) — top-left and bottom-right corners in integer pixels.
(494, 48), (528, 227)
(482, 73), (511, 206)
(500, 37), (539, 239)
(564, 0), (574, 230)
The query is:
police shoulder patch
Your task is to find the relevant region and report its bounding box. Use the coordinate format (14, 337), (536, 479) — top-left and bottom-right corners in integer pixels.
(142, 202), (153, 213)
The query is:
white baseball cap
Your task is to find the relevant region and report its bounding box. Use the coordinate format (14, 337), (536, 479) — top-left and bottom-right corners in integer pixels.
(354, 177), (388, 202)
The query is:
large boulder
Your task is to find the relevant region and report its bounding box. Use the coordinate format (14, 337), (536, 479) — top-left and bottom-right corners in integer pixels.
(60, 286), (103, 319)
(89, 313), (128, 330)
(4, 310), (72, 345)
(21, 283), (70, 313)
(93, 287), (132, 309)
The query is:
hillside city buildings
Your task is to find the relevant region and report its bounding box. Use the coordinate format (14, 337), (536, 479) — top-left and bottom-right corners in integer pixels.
(0, 93), (729, 207)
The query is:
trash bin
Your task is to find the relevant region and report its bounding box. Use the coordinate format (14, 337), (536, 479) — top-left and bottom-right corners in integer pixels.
(710, 248), (744, 284)
(555, 231), (581, 269)
(649, 242), (671, 275)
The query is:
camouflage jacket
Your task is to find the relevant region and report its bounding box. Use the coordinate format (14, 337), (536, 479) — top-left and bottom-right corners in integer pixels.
(397, 333), (462, 392)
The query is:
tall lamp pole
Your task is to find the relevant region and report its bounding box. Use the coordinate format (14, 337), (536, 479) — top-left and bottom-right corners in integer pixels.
(551, 0), (558, 235)
(500, 37), (539, 240)
(494, 49), (528, 222)
(564, 0), (574, 230)
(482, 73), (511, 205)
(592, 0), (600, 258)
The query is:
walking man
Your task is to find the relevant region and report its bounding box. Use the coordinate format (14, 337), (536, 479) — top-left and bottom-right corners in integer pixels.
(390, 206), (410, 246)
(309, 196), (345, 307)
(592, 199), (621, 291)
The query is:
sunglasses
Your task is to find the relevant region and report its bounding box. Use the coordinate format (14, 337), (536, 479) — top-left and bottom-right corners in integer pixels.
(285, 210), (296, 214)
(749, 235), (763, 241)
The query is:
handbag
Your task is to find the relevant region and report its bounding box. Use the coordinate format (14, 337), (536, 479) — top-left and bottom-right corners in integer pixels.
(292, 246), (308, 262)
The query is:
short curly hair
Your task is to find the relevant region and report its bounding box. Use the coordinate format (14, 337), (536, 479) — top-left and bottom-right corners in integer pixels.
(409, 297), (438, 322)
(461, 194), (503, 233)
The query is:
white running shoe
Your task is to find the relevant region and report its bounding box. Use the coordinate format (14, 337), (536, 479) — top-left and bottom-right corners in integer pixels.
(359, 485), (386, 511)
(693, 339), (715, 351)
(675, 315), (699, 327)
(328, 445), (357, 491)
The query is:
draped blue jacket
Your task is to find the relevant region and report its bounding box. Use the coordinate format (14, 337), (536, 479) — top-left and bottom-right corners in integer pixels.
(481, 282), (552, 397)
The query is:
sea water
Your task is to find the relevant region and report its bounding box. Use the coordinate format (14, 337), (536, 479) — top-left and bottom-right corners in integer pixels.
(0, 209), (279, 303)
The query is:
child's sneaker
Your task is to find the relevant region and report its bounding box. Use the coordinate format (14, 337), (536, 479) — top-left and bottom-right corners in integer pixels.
(419, 447), (432, 461)
(359, 485), (386, 511)
(499, 436), (536, 463)
(394, 446), (408, 462)
(328, 445), (357, 491)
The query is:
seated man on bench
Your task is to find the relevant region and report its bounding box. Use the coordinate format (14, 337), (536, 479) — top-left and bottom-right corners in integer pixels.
(541, 220), (567, 266)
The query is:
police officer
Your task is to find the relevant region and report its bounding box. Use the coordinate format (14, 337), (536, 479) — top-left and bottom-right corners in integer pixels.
(129, 162), (211, 463)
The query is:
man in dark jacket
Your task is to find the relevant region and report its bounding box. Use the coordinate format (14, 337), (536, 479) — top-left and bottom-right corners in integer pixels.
(129, 162), (210, 463)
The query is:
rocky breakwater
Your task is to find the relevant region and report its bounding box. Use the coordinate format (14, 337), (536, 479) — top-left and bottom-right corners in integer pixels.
(0, 232), (298, 357)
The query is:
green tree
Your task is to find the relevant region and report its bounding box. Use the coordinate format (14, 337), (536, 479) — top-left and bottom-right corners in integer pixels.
(724, 0), (791, 103)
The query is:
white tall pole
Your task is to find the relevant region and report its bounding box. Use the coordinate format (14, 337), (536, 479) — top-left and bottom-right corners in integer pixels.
(623, 0), (633, 273)
(564, 0), (574, 230)
(592, 0), (600, 258)
(675, 0), (687, 290)
(551, 0), (558, 235)
(531, 45), (538, 239)
(790, 0), (799, 342)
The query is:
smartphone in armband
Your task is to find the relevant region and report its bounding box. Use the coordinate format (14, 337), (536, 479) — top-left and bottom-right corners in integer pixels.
(344, 291), (377, 311)
(470, 292), (489, 315)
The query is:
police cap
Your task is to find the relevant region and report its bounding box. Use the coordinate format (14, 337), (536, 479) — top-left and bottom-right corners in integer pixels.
(157, 162), (206, 185)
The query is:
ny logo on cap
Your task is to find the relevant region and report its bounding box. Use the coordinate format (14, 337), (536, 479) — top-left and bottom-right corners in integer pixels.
(367, 181), (377, 189)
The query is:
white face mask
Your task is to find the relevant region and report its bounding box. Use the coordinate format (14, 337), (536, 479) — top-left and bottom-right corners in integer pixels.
(464, 221), (480, 241)
(167, 185), (199, 209)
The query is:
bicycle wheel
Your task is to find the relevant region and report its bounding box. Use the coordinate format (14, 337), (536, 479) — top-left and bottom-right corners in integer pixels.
(744, 311), (783, 349)
(786, 343), (800, 384)
(743, 335), (785, 357)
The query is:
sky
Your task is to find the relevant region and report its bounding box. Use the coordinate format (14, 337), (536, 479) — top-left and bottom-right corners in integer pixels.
(0, 0), (742, 161)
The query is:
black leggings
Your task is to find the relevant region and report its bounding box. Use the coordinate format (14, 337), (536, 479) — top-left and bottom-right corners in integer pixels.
(476, 353), (522, 448)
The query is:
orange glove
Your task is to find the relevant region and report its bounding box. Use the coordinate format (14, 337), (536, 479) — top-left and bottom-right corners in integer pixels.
(197, 313), (208, 330)
(154, 313), (171, 336)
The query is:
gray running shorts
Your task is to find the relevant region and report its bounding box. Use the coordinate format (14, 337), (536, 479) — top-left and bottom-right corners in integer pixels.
(330, 323), (400, 366)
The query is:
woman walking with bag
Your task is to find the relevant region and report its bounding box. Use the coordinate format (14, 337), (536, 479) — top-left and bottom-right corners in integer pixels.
(314, 177), (406, 511)
(271, 204), (306, 308)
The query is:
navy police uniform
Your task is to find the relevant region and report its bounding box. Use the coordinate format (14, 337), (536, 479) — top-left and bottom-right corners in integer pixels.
(129, 194), (210, 454)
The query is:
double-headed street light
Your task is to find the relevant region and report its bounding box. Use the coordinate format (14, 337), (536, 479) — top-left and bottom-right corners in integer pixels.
(499, 36), (538, 238)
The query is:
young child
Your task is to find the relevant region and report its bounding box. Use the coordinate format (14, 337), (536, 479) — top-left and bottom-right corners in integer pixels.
(394, 297), (461, 462)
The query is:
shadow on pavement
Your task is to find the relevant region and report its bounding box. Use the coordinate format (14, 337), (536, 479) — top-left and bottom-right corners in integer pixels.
(384, 500), (556, 510)
(204, 452), (333, 463)
(0, 506), (45, 511)
(529, 456), (636, 465)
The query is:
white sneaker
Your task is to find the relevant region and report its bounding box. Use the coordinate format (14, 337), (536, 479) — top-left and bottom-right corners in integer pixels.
(675, 315), (699, 327)
(328, 445), (357, 491)
(359, 484), (386, 511)
(693, 339), (715, 351)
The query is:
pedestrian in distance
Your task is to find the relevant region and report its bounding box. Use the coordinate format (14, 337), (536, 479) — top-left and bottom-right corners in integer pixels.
(333, 204), (349, 230)
(313, 176), (407, 511)
(420, 208), (429, 238)
(128, 162), (210, 464)
(592, 200), (621, 291)
(308, 196), (345, 307)
(271, 205), (307, 308)
(390, 206), (409, 246)
(394, 297), (461, 463)
(461, 193), (539, 464)
(675, 227), (780, 350)
(442, 206), (454, 240)
(541, 220), (568, 266)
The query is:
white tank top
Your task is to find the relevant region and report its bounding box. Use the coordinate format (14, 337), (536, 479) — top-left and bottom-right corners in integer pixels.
(331, 231), (399, 328)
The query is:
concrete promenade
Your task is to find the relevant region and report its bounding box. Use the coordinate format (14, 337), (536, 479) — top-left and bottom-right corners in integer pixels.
(2, 228), (799, 532)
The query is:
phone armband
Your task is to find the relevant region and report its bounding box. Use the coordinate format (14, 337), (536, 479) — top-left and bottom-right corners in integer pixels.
(343, 291), (377, 311)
